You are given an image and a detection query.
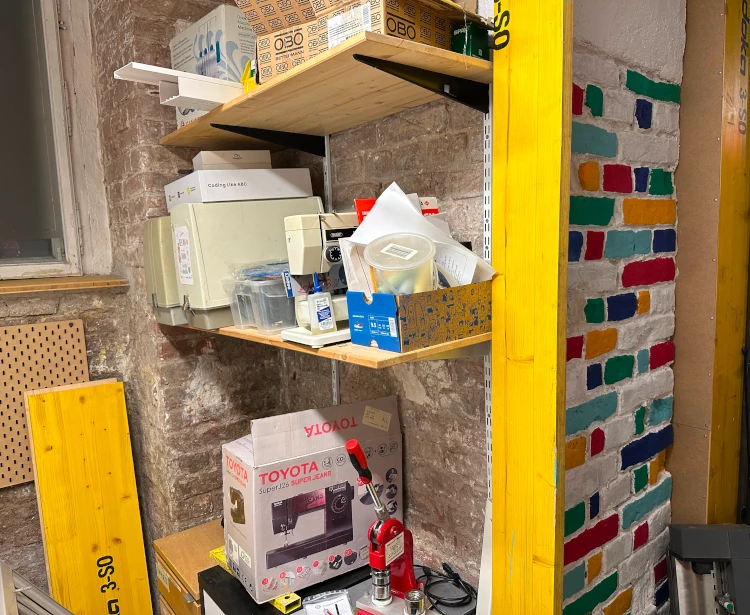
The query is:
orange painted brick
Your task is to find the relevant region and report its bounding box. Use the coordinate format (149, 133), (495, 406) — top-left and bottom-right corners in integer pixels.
(578, 161), (600, 191)
(585, 328), (617, 359)
(603, 586), (632, 615)
(649, 450), (666, 485)
(638, 290), (650, 314)
(566, 436), (587, 470)
(623, 198), (676, 225)
(587, 552), (602, 585)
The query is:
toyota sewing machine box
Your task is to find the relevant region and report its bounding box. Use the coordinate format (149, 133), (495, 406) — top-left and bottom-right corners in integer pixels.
(347, 280), (491, 352)
(222, 396), (403, 603)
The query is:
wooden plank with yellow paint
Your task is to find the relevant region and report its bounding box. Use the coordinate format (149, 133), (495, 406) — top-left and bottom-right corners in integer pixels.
(491, 0), (572, 612)
(26, 381), (152, 615)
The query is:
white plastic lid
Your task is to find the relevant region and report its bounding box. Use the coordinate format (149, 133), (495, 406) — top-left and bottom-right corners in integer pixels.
(363, 233), (436, 271)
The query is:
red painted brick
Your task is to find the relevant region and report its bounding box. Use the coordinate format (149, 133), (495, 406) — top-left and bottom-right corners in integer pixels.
(649, 341), (675, 369)
(564, 514), (618, 565)
(591, 427), (605, 456)
(585, 231), (605, 260)
(621, 258), (676, 287)
(603, 164), (633, 193)
(567, 336), (584, 361)
(634, 522), (649, 550)
(573, 84), (584, 116)
(654, 558), (668, 585)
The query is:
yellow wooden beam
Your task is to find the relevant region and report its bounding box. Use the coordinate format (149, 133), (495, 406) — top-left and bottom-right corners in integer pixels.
(491, 0), (572, 611)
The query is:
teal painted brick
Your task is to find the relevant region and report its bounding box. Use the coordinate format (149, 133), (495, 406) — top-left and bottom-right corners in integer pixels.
(565, 502), (586, 537)
(622, 477), (672, 528)
(585, 298), (606, 323)
(650, 396), (674, 425)
(604, 231), (636, 258)
(604, 355), (635, 385)
(634, 230), (652, 254)
(570, 196), (615, 226)
(637, 349), (649, 373)
(625, 70), (681, 103)
(572, 122), (618, 157)
(563, 572), (618, 615)
(563, 563), (586, 600)
(566, 392), (618, 436)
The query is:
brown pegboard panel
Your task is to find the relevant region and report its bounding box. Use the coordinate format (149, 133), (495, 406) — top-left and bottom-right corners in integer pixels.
(0, 320), (88, 488)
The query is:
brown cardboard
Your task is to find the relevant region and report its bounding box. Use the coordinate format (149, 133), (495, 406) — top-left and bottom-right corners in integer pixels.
(256, 17), (328, 82)
(235, 0), (316, 36)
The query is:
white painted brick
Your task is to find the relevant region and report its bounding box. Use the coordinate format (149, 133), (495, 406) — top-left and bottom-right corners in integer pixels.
(603, 90), (635, 125)
(616, 314), (675, 351)
(619, 368), (675, 414)
(566, 453), (618, 507)
(648, 500), (671, 538)
(652, 102), (680, 134)
(619, 132), (679, 166)
(618, 527), (669, 585)
(600, 474), (632, 510)
(567, 362), (588, 403)
(568, 262), (619, 295)
(649, 284), (676, 315)
(602, 532), (632, 573)
(604, 414), (636, 451)
(657, 603), (670, 615)
(573, 51), (621, 88)
(631, 574), (656, 615)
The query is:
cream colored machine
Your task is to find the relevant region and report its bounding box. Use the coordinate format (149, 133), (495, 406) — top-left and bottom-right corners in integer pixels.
(144, 216), (188, 326)
(170, 197), (323, 329)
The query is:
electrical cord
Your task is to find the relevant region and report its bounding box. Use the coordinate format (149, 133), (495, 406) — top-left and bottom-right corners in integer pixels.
(415, 563), (477, 615)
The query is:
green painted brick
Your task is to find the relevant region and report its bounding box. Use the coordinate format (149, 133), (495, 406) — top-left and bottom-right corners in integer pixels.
(622, 476), (672, 528)
(634, 465), (648, 493)
(637, 349), (649, 374)
(625, 70), (681, 103)
(585, 85), (604, 117)
(563, 572), (618, 615)
(604, 355), (635, 385)
(635, 407), (646, 435)
(563, 563), (586, 600)
(570, 196), (615, 226)
(604, 231), (637, 258)
(572, 122), (618, 157)
(567, 392), (618, 436)
(649, 169), (674, 195)
(585, 298), (606, 323)
(650, 396), (674, 425)
(565, 502), (586, 537)
(634, 230), (652, 254)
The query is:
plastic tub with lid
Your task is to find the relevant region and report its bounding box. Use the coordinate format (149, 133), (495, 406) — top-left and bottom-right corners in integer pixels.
(363, 233), (436, 295)
(246, 278), (296, 335)
(222, 279), (256, 329)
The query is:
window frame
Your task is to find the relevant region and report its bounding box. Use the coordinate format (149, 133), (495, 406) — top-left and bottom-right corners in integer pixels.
(0, 0), (82, 280)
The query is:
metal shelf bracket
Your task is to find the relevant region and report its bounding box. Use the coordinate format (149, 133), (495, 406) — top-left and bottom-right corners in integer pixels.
(352, 54), (489, 114)
(210, 124), (326, 157)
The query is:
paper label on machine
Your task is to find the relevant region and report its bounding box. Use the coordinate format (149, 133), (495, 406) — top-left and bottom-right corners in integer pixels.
(385, 531), (405, 566)
(173, 226), (193, 285)
(221, 397), (403, 604)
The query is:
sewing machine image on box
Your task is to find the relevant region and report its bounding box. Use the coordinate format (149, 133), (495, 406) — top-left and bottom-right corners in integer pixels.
(266, 482), (354, 569)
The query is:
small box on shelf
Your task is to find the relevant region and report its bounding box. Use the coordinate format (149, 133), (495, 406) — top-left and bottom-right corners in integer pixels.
(451, 21), (489, 59)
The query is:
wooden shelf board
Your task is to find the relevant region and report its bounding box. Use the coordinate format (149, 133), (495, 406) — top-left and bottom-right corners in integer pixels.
(0, 275), (129, 296)
(189, 325), (491, 369)
(160, 32), (491, 150)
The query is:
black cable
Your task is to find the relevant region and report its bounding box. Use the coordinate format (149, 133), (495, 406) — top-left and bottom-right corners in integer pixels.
(415, 563), (477, 615)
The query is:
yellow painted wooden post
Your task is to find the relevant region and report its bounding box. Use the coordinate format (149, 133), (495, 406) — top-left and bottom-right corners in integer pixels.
(491, 0), (573, 612)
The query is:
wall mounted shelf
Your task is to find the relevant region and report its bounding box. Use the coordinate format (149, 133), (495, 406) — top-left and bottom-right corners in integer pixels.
(160, 32), (492, 151)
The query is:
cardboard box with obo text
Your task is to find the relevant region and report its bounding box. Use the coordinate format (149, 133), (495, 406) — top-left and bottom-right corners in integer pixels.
(347, 280), (491, 352)
(222, 397), (403, 603)
(234, 0), (316, 36)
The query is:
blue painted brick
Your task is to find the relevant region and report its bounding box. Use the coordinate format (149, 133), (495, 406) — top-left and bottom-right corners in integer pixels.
(637, 349), (649, 373)
(590, 492), (600, 519)
(567, 392), (618, 436)
(569, 231), (584, 261)
(653, 228), (676, 253)
(655, 580), (669, 607)
(635, 99), (653, 129)
(621, 424), (674, 470)
(622, 476), (672, 529)
(587, 363), (603, 390)
(634, 167), (649, 192)
(607, 293), (638, 321)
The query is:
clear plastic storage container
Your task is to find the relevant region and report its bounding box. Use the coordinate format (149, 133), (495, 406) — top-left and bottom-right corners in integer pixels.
(222, 279), (256, 329)
(246, 278), (296, 335)
(363, 233), (437, 295)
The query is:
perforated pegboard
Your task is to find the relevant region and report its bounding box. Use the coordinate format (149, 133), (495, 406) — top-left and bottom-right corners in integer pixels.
(0, 320), (88, 488)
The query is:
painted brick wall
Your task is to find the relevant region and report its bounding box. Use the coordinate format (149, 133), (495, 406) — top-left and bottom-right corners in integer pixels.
(563, 45), (681, 615)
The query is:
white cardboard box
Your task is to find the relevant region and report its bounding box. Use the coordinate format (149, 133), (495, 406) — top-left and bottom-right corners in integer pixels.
(193, 150), (272, 171)
(170, 5), (257, 128)
(222, 397), (403, 603)
(164, 169), (313, 209)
